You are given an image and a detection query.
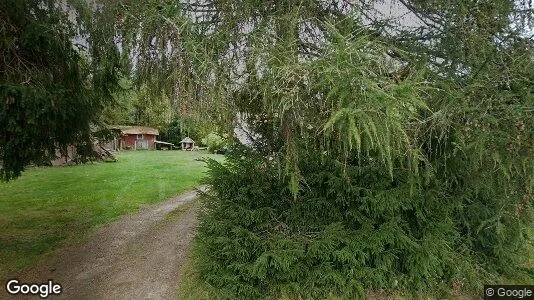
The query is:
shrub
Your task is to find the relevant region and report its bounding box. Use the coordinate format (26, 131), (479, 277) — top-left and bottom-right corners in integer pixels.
(196, 135), (533, 299)
(202, 133), (226, 153)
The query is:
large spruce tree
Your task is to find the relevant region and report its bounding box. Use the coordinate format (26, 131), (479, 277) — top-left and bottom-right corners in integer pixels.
(187, 1), (533, 297)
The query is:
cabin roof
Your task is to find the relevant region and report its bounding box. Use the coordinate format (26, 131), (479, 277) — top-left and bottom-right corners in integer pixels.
(180, 137), (195, 143)
(111, 125), (159, 135)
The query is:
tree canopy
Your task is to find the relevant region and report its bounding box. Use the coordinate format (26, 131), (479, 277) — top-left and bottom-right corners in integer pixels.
(0, 0), (121, 180)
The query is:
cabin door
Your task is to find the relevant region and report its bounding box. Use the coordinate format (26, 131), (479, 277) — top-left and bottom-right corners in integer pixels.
(136, 140), (148, 150)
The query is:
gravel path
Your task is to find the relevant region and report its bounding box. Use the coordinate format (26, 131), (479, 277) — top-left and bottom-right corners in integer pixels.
(15, 188), (203, 300)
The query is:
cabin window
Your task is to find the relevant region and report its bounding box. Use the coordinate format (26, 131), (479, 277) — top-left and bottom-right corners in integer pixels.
(137, 134), (143, 139)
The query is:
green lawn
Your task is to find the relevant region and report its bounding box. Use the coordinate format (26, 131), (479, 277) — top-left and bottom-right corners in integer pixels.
(0, 150), (218, 280)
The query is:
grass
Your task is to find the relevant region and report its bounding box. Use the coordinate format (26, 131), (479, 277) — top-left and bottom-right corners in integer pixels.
(0, 150), (219, 280)
(164, 200), (198, 222)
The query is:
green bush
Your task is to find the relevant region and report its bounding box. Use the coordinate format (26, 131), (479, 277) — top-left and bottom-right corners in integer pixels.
(202, 133), (226, 153)
(196, 139), (532, 299)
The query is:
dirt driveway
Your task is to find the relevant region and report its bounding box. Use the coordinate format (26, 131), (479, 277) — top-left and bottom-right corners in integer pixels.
(13, 188), (203, 300)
